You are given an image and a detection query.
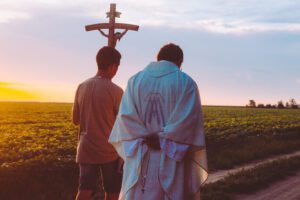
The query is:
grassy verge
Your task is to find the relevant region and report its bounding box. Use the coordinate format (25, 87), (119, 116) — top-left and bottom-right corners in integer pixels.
(201, 156), (300, 200)
(206, 131), (300, 171)
(0, 159), (78, 200)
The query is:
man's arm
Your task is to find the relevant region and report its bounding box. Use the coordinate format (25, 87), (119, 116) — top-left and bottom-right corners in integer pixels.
(123, 134), (189, 161)
(72, 87), (80, 125)
(114, 88), (124, 117)
(144, 132), (190, 161)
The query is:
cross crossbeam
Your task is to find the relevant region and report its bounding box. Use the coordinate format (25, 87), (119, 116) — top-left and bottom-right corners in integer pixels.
(85, 3), (139, 48)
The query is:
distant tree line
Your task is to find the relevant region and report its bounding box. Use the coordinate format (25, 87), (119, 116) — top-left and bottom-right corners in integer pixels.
(246, 98), (299, 109)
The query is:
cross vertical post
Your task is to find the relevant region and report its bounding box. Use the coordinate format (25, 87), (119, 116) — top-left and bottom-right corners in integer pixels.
(85, 3), (139, 48)
(108, 4), (116, 47)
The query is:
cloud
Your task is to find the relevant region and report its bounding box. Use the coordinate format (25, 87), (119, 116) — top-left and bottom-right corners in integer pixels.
(1, 0), (300, 33)
(179, 20), (300, 34)
(115, 0), (300, 33)
(0, 10), (30, 23)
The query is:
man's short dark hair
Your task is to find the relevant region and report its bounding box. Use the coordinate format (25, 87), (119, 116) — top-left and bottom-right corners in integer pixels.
(157, 43), (183, 66)
(96, 46), (121, 70)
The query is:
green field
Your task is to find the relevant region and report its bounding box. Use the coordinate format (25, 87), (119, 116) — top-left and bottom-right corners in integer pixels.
(0, 102), (300, 199)
(0, 102), (77, 167)
(204, 106), (300, 139)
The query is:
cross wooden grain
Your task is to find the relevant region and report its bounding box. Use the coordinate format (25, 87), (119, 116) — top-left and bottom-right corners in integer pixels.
(85, 3), (139, 48)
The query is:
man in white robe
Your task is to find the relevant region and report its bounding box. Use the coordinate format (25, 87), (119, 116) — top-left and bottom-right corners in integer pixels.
(109, 43), (208, 200)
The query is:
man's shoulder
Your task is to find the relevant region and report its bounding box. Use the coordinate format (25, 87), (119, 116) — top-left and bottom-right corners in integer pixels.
(127, 70), (144, 84)
(78, 77), (95, 86)
(110, 82), (124, 94)
(179, 71), (197, 86)
(75, 77), (91, 91)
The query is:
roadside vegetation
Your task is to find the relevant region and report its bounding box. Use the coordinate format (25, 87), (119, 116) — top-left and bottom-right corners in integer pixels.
(203, 106), (300, 170)
(201, 156), (300, 200)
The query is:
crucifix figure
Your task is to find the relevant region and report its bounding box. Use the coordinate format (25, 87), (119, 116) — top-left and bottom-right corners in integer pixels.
(85, 3), (139, 48)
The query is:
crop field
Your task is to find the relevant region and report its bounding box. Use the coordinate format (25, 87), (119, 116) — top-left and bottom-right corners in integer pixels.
(0, 102), (300, 199)
(0, 102), (77, 167)
(0, 102), (78, 199)
(204, 106), (300, 140)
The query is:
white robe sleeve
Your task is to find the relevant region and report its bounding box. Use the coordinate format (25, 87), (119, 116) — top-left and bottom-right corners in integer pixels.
(110, 77), (149, 142)
(123, 139), (144, 157)
(122, 137), (189, 161)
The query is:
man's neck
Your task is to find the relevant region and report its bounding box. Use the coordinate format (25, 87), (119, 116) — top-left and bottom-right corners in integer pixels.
(96, 70), (111, 80)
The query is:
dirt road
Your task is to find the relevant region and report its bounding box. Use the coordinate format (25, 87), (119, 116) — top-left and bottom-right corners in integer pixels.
(236, 171), (300, 200)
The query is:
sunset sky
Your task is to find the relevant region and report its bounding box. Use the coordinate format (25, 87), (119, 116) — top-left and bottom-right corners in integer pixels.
(1, 0), (299, 105)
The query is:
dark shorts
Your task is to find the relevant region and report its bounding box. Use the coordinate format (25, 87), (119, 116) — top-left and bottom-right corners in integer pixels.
(79, 159), (122, 193)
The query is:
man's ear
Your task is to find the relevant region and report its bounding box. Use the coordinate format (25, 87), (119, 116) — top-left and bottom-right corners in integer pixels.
(113, 64), (119, 70)
(109, 63), (117, 70)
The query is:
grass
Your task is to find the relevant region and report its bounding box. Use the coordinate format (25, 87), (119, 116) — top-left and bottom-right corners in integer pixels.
(206, 131), (300, 170)
(0, 160), (78, 200)
(201, 156), (300, 200)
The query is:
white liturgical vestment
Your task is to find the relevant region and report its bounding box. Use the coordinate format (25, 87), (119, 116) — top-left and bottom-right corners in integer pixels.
(109, 60), (208, 200)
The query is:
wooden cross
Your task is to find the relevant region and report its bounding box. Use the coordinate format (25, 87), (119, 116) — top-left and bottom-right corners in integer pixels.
(85, 3), (139, 48)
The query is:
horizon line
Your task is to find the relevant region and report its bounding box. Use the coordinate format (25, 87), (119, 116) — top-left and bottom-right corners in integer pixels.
(0, 100), (248, 107)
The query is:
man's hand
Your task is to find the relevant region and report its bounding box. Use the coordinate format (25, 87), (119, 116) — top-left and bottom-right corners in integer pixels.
(117, 157), (124, 173)
(145, 134), (161, 150)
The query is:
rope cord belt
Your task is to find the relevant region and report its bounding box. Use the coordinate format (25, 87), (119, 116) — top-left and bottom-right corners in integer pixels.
(140, 142), (151, 194)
